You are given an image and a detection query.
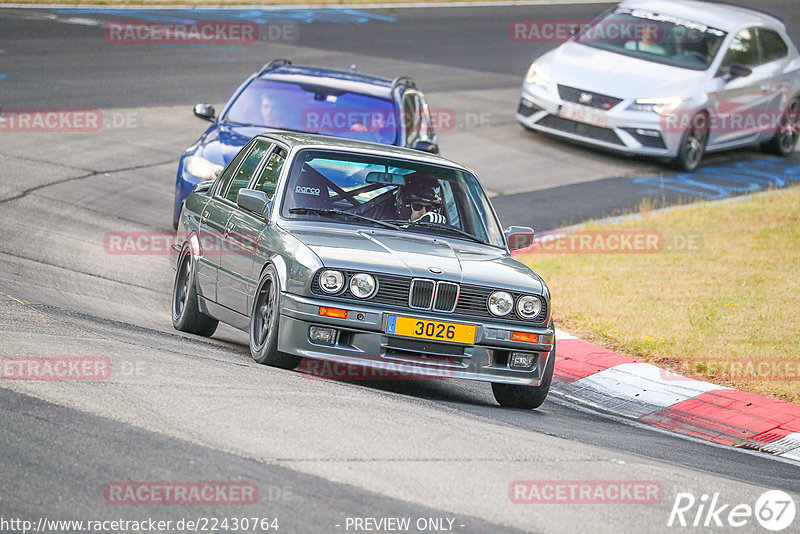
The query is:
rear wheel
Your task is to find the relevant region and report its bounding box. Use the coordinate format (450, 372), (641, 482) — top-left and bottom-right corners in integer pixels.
(249, 265), (301, 369)
(760, 98), (800, 156)
(492, 338), (556, 410)
(172, 248), (218, 337)
(673, 112), (709, 172)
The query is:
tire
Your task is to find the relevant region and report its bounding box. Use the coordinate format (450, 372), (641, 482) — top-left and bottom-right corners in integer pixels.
(249, 265), (301, 369)
(673, 112), (709, 172)
(172, 248), (218, 337)
(760, 98), (800, 156)
(492, 338), (556, 410)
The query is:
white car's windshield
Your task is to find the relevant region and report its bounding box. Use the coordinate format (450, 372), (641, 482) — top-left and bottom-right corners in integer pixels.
(282, 149), (506, 248)
(576, 7), (727, 71)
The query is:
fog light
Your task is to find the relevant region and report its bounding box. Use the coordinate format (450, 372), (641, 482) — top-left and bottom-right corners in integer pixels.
(635, 128), (661, 137)
(510, 352), (536, 369)
(309, 326), (337, 345)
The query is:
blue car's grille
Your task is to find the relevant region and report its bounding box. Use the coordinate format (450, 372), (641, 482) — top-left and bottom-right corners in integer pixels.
(311, 270), (548, 326)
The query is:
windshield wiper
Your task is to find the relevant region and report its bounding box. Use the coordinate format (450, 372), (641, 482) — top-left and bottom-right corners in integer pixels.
(289, 208), (399, 230)
(224, 121), (321, 134)
(385, 220), (488, 245)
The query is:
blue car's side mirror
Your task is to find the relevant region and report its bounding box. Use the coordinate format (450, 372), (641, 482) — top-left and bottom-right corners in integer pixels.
(193, 103), (216, 122)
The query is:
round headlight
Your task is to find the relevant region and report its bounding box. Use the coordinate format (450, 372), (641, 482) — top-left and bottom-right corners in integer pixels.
(488, 291), (513, 316)
(350, 273), (377, 299)
(319, 270), (344, 294)
(517, 295), (542, 319)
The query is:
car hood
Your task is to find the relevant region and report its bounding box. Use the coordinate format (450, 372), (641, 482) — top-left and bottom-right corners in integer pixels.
(537, 42), (707, 100)
(196, 122), (275, 166)
(283, 222), (545, 294)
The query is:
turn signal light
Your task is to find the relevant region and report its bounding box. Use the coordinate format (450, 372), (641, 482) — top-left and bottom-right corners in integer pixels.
(318, 306), (347, 319)
(511, 332), (540, 343)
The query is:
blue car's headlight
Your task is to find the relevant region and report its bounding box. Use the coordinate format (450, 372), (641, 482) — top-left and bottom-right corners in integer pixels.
(185, 155), (224, 180)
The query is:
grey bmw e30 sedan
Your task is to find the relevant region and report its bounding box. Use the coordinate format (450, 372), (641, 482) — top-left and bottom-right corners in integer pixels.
(172, 132), (555, 409)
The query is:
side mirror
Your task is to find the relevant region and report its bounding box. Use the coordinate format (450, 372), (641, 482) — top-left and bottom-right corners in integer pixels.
(411, 139), (440, 155)
(237, 189), (271, 220)
(505, 226), (535, 251)
(726, 63), (752, 81)
(193, 103), (216, 122)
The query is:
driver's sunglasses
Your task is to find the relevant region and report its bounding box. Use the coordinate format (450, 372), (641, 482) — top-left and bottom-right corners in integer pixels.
(410, 202), (439, 212)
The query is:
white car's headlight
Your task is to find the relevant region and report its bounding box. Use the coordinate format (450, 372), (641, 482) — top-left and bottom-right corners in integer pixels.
(350, 273), (377, 299)
(319, 270), (345, 294)
(184, 155), (224, 180)
(488, 291), (514, 316)
(628, 98), (683, 116)
(525, 63), (552, 87)
(517, 295), (543, 319)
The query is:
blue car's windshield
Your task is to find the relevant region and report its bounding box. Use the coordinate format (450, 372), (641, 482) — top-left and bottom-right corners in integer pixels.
(281, 149), (506, 248)
(575, 8), (727, 71)
(223, 79), (398, 145)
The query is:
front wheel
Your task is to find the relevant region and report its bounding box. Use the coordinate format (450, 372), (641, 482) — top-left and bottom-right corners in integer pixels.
(760, 98), (800, 156)
(249, 265), (301, 369)
(672, 112), (709, 172)
(492, 339), (556, 410)
(172, 248), (218, 337)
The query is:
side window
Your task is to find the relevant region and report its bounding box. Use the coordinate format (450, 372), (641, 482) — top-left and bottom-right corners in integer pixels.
(417, 96), (433, 141)
(221, 142), (271, 203)
(720, 28), (760, 69)
(758, 29), (789, 64)
(253, 148), (287, 199)
(215, 144), (251, 199)
(403, 92), (420, 146)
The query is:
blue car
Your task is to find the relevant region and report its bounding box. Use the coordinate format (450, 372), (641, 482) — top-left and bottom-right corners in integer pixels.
(173, 59), (440, 228)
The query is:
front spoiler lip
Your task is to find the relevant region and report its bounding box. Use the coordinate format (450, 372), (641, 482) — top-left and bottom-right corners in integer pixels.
(293, 349), (545, 386)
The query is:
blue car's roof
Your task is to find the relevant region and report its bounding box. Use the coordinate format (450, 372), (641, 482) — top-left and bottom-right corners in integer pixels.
(259, 65), (398, 100)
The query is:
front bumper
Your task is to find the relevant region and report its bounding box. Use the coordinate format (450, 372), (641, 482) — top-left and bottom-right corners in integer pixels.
(516, 84), (685, 158)
(278, 293), (555, 386)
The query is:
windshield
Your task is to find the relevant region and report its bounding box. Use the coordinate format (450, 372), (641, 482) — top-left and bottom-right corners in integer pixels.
(223, 79), (398, 145)
(575, 8), (727, 71)
(281, 150), (506, 248)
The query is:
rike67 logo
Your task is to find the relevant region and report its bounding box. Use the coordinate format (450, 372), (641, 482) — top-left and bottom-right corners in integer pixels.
(668, 490), (796, 531)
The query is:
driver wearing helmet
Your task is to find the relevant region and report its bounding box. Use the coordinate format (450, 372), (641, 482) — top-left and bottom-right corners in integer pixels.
(394, 173), (447, 223)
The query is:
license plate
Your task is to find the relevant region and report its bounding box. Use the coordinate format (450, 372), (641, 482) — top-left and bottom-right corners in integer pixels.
(384, 315), (476, 345)
(558, 103), (608, 128)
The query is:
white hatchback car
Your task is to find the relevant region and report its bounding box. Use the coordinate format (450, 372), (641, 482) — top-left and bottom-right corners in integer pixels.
(516, 0), (800, 170)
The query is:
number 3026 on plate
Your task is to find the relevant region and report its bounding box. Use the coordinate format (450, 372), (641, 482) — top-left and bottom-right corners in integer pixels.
(384, 314), (477, 345)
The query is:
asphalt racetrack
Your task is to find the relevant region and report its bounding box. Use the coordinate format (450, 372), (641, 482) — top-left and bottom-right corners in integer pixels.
(1, 2), (799, 533)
